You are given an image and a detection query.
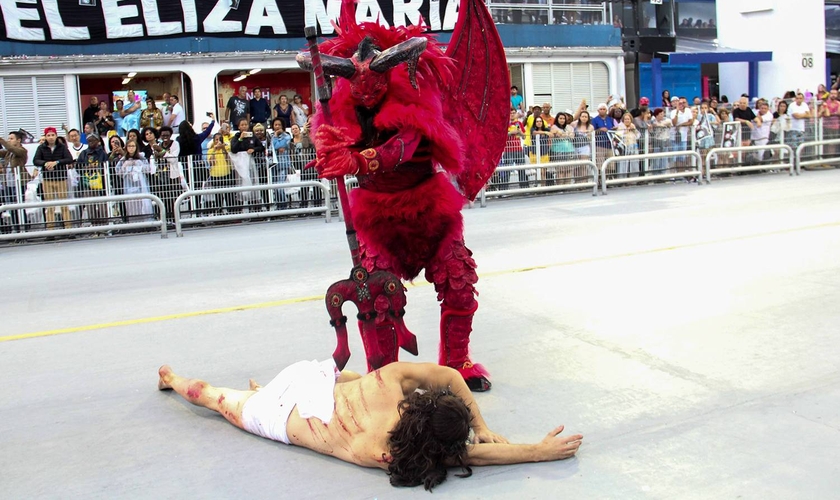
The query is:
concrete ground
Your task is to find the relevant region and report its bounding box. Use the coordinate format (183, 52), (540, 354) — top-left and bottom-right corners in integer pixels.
(1, 171), (839, 499)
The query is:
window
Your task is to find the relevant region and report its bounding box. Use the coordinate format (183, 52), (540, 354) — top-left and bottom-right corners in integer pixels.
(0, 76), (69, 138)
(532, 62), (610, 113)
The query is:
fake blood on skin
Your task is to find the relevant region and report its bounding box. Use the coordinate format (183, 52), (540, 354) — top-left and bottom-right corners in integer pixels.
(374, 370), (384, 387)
(358, 387), (370, 413)
(186, 382), (205, 400)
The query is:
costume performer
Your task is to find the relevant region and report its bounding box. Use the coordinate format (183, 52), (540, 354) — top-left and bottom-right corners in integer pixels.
(299, 0), (509, 391)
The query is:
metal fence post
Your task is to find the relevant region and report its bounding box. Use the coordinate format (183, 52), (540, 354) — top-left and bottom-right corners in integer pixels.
(104, 161), (115, 221)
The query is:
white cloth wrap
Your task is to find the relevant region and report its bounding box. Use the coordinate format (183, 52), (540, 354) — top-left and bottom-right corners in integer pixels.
(241, 359), (339, 444)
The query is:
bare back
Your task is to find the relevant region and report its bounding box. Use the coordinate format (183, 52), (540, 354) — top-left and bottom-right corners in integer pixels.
(285, 369), (404, 469)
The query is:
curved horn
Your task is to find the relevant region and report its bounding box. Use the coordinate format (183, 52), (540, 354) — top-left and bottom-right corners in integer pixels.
(296, 52), (356, 79)
(369, 38), (427, 89)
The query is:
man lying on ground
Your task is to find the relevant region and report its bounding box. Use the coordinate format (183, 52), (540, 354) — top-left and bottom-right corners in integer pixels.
(158, 360), (583, 490)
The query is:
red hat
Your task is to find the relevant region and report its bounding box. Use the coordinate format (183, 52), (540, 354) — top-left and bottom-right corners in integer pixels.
(43, 127), (57, 135)
(639, 97), (650, 106)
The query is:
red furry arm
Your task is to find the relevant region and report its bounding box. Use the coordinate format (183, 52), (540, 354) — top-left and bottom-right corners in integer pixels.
(314, 126), (423, 179)
(353, 128), (422, 175)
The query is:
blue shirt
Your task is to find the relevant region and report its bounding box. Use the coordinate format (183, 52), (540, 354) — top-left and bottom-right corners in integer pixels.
(511, 94), (523, 110)
(590, 115), (615, 148)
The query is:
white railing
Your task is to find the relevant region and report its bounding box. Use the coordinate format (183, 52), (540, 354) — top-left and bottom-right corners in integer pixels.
(705, 145), (794, 183)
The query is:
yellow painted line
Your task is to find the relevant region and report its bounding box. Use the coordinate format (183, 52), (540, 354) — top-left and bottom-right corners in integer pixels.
(3, 219), (838, 344)
(0, 295), (322, 343)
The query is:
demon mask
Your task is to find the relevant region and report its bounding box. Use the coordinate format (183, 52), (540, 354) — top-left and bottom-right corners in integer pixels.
(297, 36), (427, 109)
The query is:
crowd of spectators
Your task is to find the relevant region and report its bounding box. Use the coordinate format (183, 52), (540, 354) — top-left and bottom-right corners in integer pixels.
(2, 79), (839, 237)
(0, 86), (318, 237)
(501, 82), (840, 187)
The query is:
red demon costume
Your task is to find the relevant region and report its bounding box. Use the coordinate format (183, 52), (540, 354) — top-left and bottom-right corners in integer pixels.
(299, 0), (508, 391)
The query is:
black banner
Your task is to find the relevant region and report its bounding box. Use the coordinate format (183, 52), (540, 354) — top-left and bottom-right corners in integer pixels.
(0, 0), (458, 44)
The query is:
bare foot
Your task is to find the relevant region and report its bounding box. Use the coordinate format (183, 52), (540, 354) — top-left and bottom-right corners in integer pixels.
(158, 365), (173, 391)
(249, 378), (262, 391)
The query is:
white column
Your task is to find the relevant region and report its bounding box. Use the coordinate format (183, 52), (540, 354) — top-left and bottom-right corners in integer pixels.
(181, 65), (220, 132)
(63, 74), (80, 132)
(523, 62), (535, 110)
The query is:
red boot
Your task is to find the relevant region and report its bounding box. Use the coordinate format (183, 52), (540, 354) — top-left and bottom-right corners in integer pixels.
(439, 303), (491, 391)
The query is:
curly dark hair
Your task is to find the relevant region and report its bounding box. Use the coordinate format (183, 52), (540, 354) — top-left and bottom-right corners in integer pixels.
(387, 388), (473, 491)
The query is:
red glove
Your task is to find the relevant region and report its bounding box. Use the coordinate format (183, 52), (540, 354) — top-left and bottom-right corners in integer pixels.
(314, 125), (363, 180)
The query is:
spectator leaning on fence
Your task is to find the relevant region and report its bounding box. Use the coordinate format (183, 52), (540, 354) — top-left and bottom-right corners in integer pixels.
(571, 108), (594, 162)
(550, 111), (574, 163)
(753, 100), (774, 161)
(732, 97), (760, 149)
(787, 93), (811, 150)
(670, 97), (694, 153)
(115, 140), (154, 221)
(0, 130), (28, 234)
(770, 100), (790, 145)
(150, 126), (186, 223)
(820, 89), (840, 162)
(495, 109), (525, 189)
(616, 112), (640, 177)
(177, 114), (216, 186)
(108, 134), (127, 223)
(650, 108), (672, 171)
(33, 127), (74, 230)
(66, 129), (88, 160)
(207, 133), (236, 214)
(270, 117), (293, 208)
(634, 106), (651, 132)
(252, 123), (272, 210)
(591, 103), (615, 166)
(77, 135), (109, 225)
(550, 111), (575, 185)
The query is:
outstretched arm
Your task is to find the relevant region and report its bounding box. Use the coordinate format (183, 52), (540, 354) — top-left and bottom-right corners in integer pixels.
(465, 426), (582, 466)
(384, 363), (507, 444)
(313, 125), (423, 179)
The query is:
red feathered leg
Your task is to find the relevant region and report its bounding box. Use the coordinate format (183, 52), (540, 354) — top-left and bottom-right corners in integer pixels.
(360, 243), (402, 372)
(426, 238), (490, 392)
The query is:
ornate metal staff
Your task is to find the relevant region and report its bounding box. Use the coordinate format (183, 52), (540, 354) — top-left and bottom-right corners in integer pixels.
(301, 25), (417, 371)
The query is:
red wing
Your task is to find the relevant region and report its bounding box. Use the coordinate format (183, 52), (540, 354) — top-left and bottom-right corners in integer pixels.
(445, 0), (510, 201)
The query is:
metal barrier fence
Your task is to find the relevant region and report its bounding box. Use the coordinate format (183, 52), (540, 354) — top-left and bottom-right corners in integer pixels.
(795, 139), (840, 174)
(0, 193), (167, 241)
(479, 160), (598, 206)
(4, 113), (839, 243)
(173, 181), (332, 237)
(600, 151), (702, 195)
(705, 144), (795, 183)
